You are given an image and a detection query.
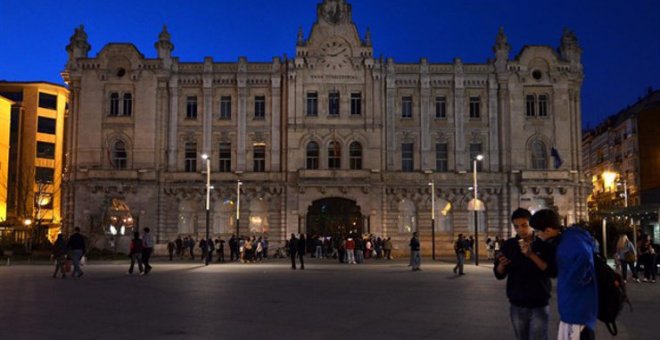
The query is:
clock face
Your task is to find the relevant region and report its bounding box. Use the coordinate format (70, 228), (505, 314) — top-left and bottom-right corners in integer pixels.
(321, 40), (350, 70)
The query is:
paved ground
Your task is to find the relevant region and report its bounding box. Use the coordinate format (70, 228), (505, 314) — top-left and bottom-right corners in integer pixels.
(0, 257), (657, 340)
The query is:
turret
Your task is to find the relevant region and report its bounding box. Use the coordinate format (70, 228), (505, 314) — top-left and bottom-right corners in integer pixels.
(65, 25), (91, 65)
(492, 27), (510, 73)
(155, 25), (175, 62)
(558, 27), (582, 66)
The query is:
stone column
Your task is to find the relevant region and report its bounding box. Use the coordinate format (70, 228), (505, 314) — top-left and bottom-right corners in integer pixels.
(453, 59), (465, 169)
(385, 58), (396, 170)
(488, 74), (500, 171)
(271, 57), (282, 171)
(237, 57), (248, 171)
(167, 72), (179, 171)
(420, 59), (431, 170)
(203, 57), (213, 156)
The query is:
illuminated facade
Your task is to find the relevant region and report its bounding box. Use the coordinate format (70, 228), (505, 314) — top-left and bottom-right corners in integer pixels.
(63, 0), (587, 255)
(0, 82), (69, 243)
(0, 95), (12, 224)
(582, 89), (660, 233)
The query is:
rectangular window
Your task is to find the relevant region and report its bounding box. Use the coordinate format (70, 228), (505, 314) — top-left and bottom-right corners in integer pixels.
(306, 92), (318, 116)
(329, 92), (340, 116)
(184, 143), (197, 172)
(219, 143), (231, 172)
(220, 96), (232, 119)
(35, 192), (53, 210)
(350, 93), (361, 115)
(186, 96), (198, 119)
(435, 143), (448, 172)
(109, 92), (119, 116)
(401, 96), (413, 118)
(36, 141), (56, 160)
(254, 96), (266, 119)
(37, 117), (56, 134)
(470, 143), (483, 172)
(0, 91), (23, 102)
(538, 95), (548, 117)
(402, 143), (414, 172)
(435, 96), (446, 118)
(526, 95), (536, 117)
(35, 167), (54, 183)
(469, 97), (480, 118)
(122, 93), (132, 116)
(253, 145), (266, 172)
(38, 92), (57, 110)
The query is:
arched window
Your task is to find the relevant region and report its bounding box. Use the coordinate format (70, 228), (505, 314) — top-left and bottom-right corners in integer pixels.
(328, 141), (341, 169)
(398, 199), (417, 233)
(122, 93), (132, 116)
(467, 209), (487, 233)
(112, 140), (127, 169)
(434, 199), (453, 232)
(531, 140), (547, 170)
(349, 142), (362, 170)
(306, 142), (319, 169)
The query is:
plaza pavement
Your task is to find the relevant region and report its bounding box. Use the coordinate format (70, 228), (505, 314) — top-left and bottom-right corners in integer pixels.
(0, 257), (657, 340)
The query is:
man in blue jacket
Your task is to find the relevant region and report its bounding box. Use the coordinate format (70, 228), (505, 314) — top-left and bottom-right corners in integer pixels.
(494, 208), (557, 340)
(530, 209), (597, 340)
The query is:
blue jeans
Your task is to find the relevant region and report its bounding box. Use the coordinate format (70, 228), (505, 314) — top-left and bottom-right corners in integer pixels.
(69, 249), (84, 277)
(510, 304), (549, 340)
(454, 253), (465, 274)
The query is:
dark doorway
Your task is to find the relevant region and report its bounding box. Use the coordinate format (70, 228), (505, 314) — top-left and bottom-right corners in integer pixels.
(307, 198), (363, 238)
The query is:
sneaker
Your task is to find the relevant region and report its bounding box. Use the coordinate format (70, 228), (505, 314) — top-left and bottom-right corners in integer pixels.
(634, 278), (640, 283)
(453, 267), (457, 274)
(652, 280), (656, 283)
(643, 278), (648, 282)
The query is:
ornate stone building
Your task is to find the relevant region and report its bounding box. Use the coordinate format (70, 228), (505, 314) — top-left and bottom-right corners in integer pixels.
(62, 0), (588, 254)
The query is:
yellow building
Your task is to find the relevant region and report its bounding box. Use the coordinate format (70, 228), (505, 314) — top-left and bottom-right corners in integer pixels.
(0, 95), (13, 225)
(0, 82), (69, 244)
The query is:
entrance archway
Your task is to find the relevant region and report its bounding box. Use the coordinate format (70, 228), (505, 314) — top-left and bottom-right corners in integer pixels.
(306, 197), (363, 238)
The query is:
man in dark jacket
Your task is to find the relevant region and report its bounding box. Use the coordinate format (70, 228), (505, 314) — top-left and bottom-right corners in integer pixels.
(494, 208), (557, 340)
(67, 227), (86, 278)
(289, 234), (298, 269)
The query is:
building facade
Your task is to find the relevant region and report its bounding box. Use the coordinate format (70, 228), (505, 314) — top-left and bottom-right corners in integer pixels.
(582, 89), (660, 241)
(62, 0), (587, 254)
(0, 82), (69, 244)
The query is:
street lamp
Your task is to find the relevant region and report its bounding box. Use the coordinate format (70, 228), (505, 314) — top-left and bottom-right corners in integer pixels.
(471, 154), (484, 266)
(428, 180), (436, 260)
(236, 180), (243, 239)
(617, 179), (628, 208)
(202, 153), (211, 266)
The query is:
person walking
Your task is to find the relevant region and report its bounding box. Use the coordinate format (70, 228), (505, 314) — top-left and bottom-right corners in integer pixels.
(297, 234), (306, 269)
(127, 231), (144, 275)
(67, 227), (86, 278)
(175, 236), (183, 259)
(167, 240), (175, 261)
(453, 234), (467, 275)
(51, 234), (68, 279)
(616, 234), (639, 283)
(384, 237), (393, 260)
(142, 227), (154, 274)
(530, 210), (597, 340)
(216, 238), (225, 263)
(289, 234), (298, 269)
(409, 232), (421, 271)
(494, 208), (557, 340)
(640, 235), (657, 283)
(229, 234), (238, 261)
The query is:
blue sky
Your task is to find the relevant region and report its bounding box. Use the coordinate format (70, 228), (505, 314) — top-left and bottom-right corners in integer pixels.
(1, 0), (659, 128)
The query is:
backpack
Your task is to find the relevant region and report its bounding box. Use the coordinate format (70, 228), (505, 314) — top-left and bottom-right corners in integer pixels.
(593, 253), (633, 335)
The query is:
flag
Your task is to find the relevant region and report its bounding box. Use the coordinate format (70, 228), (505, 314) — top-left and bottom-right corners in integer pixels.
(551, 147), (563, 169)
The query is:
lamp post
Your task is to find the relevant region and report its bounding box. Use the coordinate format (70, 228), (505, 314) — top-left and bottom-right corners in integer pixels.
(202, 154), (211, 266)
(472, 154), (483, 266)
(236, 180), (243, 239)
(618, 179), (628, 208)
(428, 180), (436, 260)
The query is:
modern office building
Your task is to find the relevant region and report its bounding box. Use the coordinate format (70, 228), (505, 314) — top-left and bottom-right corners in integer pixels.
(0, 81), (69, 244)
(62, 0), (587, 255)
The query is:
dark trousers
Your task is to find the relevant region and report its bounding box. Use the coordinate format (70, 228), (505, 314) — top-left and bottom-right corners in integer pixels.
(217, 249), (225, 262)
(291, 252), (297, 269)
(230, 247), (237, 261)
(142, 248), (153, 273)
(168, 249), (174, 261)
(298, 253), (305, 269)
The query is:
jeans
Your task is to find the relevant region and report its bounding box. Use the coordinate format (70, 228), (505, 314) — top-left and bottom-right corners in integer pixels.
(129, 253), (143, 274)
(346, 249), (355, 264)
(621, 260), (637, 280)
(69, 249), (84, 277)
(411, 250), (421, 270)
(142, 247), (153, 273)
(454, 253), (465, 274)
(315, 246), (323, 258)
(510, 304), (549, 340)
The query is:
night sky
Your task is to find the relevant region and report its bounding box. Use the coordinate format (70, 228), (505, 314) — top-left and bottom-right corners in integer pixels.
(1, 0), (659, 128)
